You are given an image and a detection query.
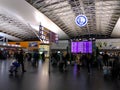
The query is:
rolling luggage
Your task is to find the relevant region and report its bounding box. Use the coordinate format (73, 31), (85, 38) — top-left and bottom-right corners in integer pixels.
(103, 66), (112, 78)
(9, 60), (20, 75)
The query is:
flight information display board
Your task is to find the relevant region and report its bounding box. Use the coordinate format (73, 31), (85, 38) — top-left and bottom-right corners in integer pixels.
(71, 41), (92, 53)
(71, 42), (78, 53)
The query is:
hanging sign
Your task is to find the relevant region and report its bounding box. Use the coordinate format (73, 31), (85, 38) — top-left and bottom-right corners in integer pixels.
(75, 15), (88, 27)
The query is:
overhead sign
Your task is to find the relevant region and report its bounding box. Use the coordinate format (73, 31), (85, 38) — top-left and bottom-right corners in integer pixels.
(75, 15), (88, 27)
(50, 32), (58, 43)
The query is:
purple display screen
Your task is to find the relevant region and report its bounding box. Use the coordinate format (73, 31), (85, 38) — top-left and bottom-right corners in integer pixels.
(71, 41), (92, 53)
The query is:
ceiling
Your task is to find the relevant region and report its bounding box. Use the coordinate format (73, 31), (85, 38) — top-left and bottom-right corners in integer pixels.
(0, 0), (120, 41)
(0, 0), (68, 41)
(0, 8), (36, 41)
(26, 0), (120, 39)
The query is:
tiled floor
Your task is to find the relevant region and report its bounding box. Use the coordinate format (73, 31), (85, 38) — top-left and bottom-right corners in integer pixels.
(0, 59), (120, 90)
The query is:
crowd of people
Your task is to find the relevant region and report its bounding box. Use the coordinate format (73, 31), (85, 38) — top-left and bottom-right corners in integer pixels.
(8, 49), (45, 75)
(51, 51), (120, 79)
(51, 51), (69, 71)
(1, 49), (120, 79)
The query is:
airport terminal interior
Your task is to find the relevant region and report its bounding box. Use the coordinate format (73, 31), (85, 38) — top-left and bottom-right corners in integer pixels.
(0, 0), (120, 90)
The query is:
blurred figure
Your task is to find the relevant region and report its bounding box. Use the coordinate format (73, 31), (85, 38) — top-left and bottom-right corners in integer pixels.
(103, 51), (109, 66)
(76, 53), (81, 72)
(33, 50), (39, 67)
(112, 55), (120, 80)
(27, 53), (32, 62)
(62, 51), (68, 71)
(86, 53), (91, 74)
(41, 52), (45, 62)
(16, 50), (26, 73)
(97, 53), (103, 70)
(9, 60), (20, 76)
(118, 53), (120, 79)
(59, 52), (64, 72)
(14, 51), (18, 60)
(51, 52), (60, 67)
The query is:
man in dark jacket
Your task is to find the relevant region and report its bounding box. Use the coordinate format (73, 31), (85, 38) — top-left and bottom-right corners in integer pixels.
(103, 51), (109, 66)
(41, 52), (45, 62)
(17, 50), (26, 72)
(33, 51), (39, 67)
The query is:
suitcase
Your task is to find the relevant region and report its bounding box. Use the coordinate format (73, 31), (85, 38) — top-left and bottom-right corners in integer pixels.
(9, 60), (20, 75)
(103, 66), (111, 78)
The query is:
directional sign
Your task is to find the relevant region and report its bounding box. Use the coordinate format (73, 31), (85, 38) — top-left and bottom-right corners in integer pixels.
(75, 15), (88, 27)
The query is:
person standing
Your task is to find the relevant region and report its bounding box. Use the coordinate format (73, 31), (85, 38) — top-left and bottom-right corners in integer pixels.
(76, 53), (81, 72)
(17, 50), (26, 73)
(41, 52), (45, 62)
(86, 53), (91, 74)
(97, 54), (103, 70)
(63, 52), (68, 71)
(33, 50), (39, 67)
(103, 51), (109, 66)
(112, 55), (120, 79)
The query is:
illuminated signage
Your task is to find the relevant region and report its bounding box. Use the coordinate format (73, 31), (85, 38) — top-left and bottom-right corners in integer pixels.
(75, 15), (88, 27)
(71, 41), (92, 53)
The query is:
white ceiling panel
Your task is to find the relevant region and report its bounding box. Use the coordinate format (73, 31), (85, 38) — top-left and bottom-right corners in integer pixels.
(111, 18), (120, 37)
(27, 0), (119, 39)
(0, 0), (69, 41)
(0, 32), (22, 41)
(0, 0), (119, 41)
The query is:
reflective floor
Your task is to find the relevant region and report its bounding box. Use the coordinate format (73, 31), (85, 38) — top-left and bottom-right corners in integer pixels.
(0, 59), (120, 90)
